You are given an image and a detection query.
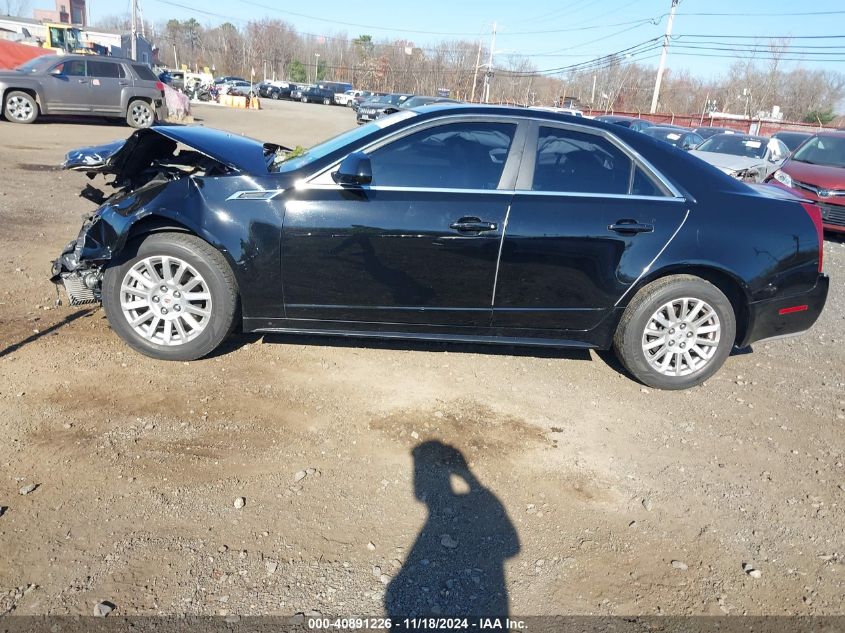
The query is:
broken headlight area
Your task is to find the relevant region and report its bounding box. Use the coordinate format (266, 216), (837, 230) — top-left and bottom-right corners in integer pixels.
(50, 216), (108, 306)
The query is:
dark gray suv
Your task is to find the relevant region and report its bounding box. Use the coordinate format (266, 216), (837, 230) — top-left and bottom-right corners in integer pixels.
(0, 54), (166, 128)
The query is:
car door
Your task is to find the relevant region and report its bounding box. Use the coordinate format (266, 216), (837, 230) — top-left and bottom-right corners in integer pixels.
(86, 60), (126, 115)
(41, 59), (90, 113)
(492, 121), (688, 332)
(279, 117), (525, 328)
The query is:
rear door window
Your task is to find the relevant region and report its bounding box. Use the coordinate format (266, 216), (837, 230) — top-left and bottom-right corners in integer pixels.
(132, 64), (158, 81)
(87, 61), (124, 78)
(532, 126), (665, 196)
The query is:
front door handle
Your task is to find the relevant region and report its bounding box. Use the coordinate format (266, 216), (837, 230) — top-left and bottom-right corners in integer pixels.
(608, 220), (654, 234)
(450, 217), (498, 233)
(77, 79), (88, 84)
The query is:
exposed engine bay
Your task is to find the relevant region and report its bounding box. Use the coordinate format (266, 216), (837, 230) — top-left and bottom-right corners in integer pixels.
(52, 125), (287, 306)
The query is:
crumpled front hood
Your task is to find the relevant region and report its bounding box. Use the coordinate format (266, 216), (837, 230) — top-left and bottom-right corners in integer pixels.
(689, 150), (766, 173)
(63, 125), (285, 176)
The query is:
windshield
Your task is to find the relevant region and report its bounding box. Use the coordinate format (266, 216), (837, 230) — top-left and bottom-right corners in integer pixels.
(271, 112), (419, 173)
(15, 55), (56, 73)
(791, 135), (845, 168)
(697, 135), (768, 159)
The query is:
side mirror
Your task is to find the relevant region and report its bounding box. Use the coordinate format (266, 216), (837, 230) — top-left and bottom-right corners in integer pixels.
(332, 151), (372, 186)
(383, 107), (398, 115)
(50, 67), (62, 76)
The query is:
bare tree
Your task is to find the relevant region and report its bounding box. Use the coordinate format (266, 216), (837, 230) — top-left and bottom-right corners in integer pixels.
(1, 0), (29, 17)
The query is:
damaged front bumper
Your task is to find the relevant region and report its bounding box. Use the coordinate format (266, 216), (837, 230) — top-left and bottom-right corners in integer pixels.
(50, 213), (117, 306)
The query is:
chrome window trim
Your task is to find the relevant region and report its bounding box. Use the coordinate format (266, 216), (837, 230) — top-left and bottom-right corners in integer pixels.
(520, 118), (684, 199)
(305, 113), (526, 186)
(304, 112), (685, 200)
(296, 183), (514, 195)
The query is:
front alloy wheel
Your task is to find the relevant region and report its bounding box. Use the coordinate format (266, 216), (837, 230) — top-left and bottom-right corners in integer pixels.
(102, 233), (239, 360)
(120, 255), (212, 346)
(4, 91), (37, 123)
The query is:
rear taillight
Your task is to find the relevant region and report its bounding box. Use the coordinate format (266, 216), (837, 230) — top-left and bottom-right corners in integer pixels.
(155, 81), (164, 91)
(800, 202), (824, 272)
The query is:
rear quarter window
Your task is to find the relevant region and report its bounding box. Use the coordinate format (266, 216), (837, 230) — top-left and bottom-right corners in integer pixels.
(132, 64), (158, 81)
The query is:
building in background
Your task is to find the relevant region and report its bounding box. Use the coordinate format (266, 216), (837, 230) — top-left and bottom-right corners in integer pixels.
(34, 0), (87, 27)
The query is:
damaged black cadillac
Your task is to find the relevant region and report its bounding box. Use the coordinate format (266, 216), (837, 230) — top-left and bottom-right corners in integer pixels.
(52, 105), (829, 390)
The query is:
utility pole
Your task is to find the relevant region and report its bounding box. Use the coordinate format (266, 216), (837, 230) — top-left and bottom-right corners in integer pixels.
(649, 0), (679, 114)
(130, 0), (138, 61)
(482, 21), (496, 104)
(590, 74), (596, 105)
(470, 39), (482, 103)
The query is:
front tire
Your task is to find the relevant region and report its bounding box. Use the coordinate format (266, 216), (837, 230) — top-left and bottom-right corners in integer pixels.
(323, 97), (331, 105)
(101, 233), (239, 361)
(613, 275), (736, 390)
(3, 91), (38, 124)
(127, 99), (155, 128)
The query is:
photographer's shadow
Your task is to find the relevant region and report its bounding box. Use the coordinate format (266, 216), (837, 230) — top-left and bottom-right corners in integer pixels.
(386, 441), (519, 619)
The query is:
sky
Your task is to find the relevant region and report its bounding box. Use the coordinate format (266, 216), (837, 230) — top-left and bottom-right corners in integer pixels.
(37, 0), (845, 79)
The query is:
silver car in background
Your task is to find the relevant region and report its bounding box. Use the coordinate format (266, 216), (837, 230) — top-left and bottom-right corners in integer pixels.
(689, 133), (789, 182)
(0, 54), (166, 128)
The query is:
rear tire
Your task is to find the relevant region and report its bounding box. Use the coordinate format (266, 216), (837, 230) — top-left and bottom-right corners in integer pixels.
(613, 275), (736, 390)
(3, 90), (38, 124)
(127, 99), (155, 128)
(101, 233), (239, 361)
(301, 96), (308, 103)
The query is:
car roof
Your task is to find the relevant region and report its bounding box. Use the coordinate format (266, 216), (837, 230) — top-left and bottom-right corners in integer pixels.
(647, 126), (692, 133)
(703, 133), (770, 143)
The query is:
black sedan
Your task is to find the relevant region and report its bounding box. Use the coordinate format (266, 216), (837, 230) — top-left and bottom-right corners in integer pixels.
(595, 115), (653, 132)
(642, 126), (704, 150)
(771, 130), (812, 153)
(51, 105), (829, 390)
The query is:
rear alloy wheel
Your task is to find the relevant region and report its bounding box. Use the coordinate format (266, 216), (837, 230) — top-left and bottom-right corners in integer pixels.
(4, 91), (38, 124)
(323, 97), (331, 105)
(127, 99), (155, 128)
(613, 275), (736, 390)
(301, 96), (308, 103)
(102, 233), (239, 361)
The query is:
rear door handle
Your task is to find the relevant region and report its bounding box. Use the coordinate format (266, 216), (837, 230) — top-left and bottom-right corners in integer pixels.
(77, 79), (88, 84)
(119, 81), (129, 86)
(450, 217), (498, 233)
(608, 220), (654, 234)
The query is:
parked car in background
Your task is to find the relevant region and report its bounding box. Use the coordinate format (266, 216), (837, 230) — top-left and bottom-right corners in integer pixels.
(356, 93), (413, 123)
(51, 105), (828, 390)
(214, 75), (245, 85)
(256, 81), (277, 98)
(301, 85), (337, 104)
(595, 114), (653, 132)
(334, 89), (364, 106)
(395, 95), (459, 110)
(771, 130), (813, 153)
(766, 130), (845, 232)
(531, 106), (584, 118)
(290, 84), (312, 100)
(1, 54), (166, 128)
(223, 80), (254, 97)
(689, 133), (789, 182)
(694, 126), (738, 139)
(352, 91), (382, 111)
(642, 126), (704, 150)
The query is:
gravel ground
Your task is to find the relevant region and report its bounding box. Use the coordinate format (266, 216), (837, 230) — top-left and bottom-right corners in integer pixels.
(0, 99), (843, 618)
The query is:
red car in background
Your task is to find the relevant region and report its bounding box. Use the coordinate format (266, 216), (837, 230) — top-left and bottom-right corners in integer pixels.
(766, 130), (845, 233)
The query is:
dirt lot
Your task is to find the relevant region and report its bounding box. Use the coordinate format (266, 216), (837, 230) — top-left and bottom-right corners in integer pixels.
(1, 99), (844, 618)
